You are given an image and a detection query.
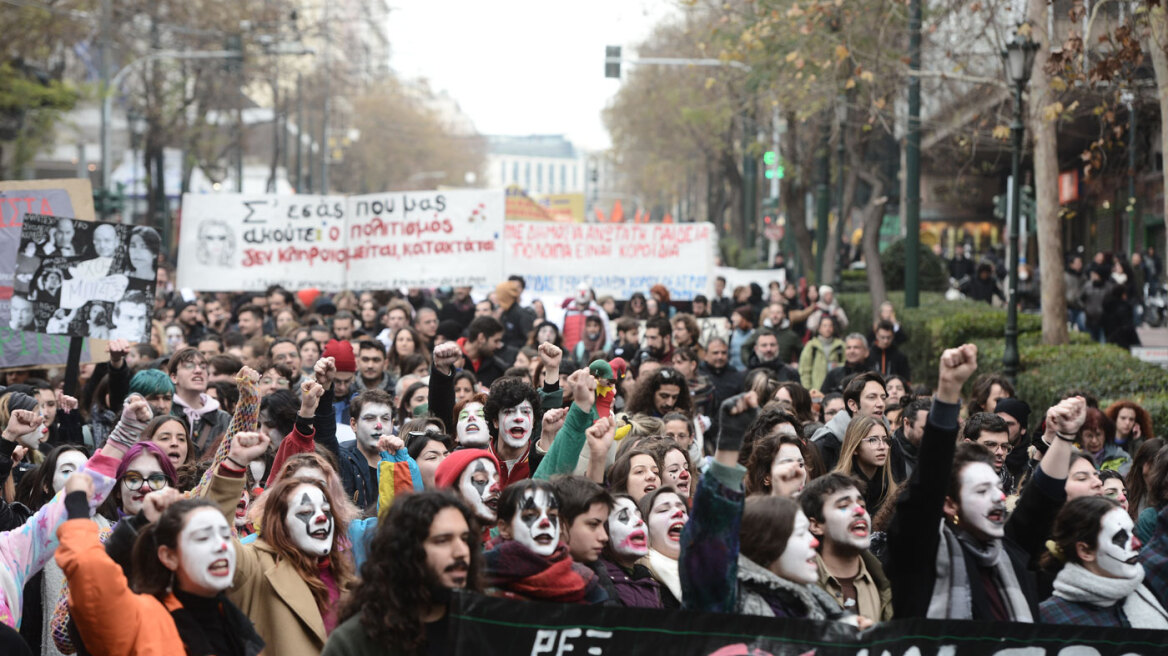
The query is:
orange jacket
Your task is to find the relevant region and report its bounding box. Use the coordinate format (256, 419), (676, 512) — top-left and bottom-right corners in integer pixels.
(55, 518), (184, 656)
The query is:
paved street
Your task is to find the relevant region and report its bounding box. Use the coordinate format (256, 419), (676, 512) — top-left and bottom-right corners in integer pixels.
(1138, 325), (1168, 347)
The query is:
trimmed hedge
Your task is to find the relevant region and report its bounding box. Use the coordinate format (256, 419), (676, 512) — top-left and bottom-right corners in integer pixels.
(839, 291), (1168, 434)
(839, 291), (1042, 382)
(881, 239), (949, 292)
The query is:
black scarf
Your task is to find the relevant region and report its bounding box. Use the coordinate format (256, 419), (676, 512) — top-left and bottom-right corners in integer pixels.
(170, 590), (264, 656)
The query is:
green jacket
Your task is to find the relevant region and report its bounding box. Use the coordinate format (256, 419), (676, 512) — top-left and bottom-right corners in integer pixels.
(798, 338), (845, 391)
(533, 401), (599, 480)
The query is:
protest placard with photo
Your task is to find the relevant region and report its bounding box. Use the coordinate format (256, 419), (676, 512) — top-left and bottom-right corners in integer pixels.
(11, 214), (158, 342)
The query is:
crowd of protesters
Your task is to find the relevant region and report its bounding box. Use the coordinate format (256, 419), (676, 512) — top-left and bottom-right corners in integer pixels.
(0, 269), (1165, 656)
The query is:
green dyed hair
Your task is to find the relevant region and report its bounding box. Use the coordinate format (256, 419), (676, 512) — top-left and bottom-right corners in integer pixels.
(130, 369), (175, 396)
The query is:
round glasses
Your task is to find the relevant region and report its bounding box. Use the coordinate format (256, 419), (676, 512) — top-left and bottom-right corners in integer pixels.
(122, 472), (170, 492)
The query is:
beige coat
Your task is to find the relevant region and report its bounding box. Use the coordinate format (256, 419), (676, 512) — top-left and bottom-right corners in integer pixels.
(210, 471), (330, 656)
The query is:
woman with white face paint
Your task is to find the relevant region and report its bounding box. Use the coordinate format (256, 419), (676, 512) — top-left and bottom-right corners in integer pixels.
(483, 479), (607, 604)
(207, 432), (357, 656)
(57, 485), (264, 655)
(637, 487), (689, 608)
(1039, 497), (1168, 628)
(679, 393), (857, 622)
(598, 494), (664, 608)
(453, 394), (490, 449)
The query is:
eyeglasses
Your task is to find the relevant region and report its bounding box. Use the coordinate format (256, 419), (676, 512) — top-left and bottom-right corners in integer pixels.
(177, 361), (207, 372)
(862, 437), (892, 447)
(663, 432), (691, 441)
(122, 472), (170, 492)
(980, 441), (1012, 453)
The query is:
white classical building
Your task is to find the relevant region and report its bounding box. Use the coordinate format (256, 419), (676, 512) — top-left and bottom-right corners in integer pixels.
(485, 134), (589, 195)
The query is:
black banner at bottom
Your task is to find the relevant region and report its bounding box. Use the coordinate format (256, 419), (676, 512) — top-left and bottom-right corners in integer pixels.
(450, 592), (1166, 655)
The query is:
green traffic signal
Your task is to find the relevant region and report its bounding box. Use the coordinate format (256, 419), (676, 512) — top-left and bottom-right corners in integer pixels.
(763, 151), (777, 166)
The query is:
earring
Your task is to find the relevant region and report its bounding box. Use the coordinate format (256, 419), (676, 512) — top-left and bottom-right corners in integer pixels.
(763, 477), (772, 487)
(951, 514), (960, 527)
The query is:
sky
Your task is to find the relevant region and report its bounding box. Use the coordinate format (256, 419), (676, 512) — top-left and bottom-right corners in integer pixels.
(386, 0), (681, 151)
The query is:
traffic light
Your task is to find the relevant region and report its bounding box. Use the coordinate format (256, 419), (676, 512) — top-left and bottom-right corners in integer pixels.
(1020, 185), (1035, 225)
(763, 151), (784, 180)
(993, 194), (1007, 220)
(605, 46), (621, 79)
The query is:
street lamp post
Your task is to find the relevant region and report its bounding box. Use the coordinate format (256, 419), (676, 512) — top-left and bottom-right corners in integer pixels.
(1001, 28), (1038, 384)
(835, 95), (847, 288)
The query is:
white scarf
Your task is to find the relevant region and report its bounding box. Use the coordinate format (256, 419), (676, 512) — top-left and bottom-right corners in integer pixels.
(1053, 563), (1168, 629)
(647, 549), (682, 603)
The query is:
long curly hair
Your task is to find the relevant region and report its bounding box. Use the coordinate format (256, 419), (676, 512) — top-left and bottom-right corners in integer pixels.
(339, 491), (482, 653)
(625, 367), (692, 416)
(248, 451), (361, 529)
(259, 477), (356, 606)
(1104, 400), (1154, 445)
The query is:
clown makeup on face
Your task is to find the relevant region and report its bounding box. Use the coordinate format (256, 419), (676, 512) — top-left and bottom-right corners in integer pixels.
(816, 486), (871, 551)
(285, 484), (334, 557)
(662, 449), (691, 497)
(459, 457), (500, 524)
(176, 508), (236, 595)
(775, 510), (820, 585)
(234, 490), (251, 529)
(1102, 477), (1129, 510)
(770, 442), (807, 499)
(51, 450), (89, 494)
(646, 491), (687, 560)
(457, 402), (488, 448)
(955, 462), (1007, 541)
(121, 452), (170, 515)
(498, 400), (534, 450)
(510, 487), (560, 557)
(608, 497), (649, 561)
(1094, 508), (1141, 579)
(354, 403), (392, 453)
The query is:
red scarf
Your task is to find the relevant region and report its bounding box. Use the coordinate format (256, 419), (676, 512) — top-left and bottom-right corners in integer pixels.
(485, 541), (596, 603)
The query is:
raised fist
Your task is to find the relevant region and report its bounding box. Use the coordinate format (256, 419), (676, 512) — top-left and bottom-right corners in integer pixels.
(432, 342), (462, 374)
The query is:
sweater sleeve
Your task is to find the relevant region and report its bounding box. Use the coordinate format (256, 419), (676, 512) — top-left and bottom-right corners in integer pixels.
(55, 519), (159, 656)
(107, 362), (131, 416)
(681, 459), (746, 614)
(532, 403), (595, 481)
(268, 421), (317, 487)
(1005, 464), (1066, 567)
(187, 374), (259, 500)
(429, 365), (456, 435)
(1139, 505), (1168, 608)
(376, 448), (422, 517)
(886, 398), (959, 619)
(315, 387), (341, 461)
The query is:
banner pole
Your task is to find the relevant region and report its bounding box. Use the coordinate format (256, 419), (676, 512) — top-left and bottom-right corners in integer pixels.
(63, 337), (84, 398)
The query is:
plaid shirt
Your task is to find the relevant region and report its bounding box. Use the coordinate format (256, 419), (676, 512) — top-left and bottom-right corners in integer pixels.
(1039, 596), (1128, 627)
(1140, 505), (1168, 608)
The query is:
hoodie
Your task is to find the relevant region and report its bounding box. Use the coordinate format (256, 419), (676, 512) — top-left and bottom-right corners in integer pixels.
(170, 393), (231, 460)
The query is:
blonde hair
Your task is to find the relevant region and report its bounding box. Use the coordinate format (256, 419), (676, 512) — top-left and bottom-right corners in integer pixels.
(834, 415), (898, 508)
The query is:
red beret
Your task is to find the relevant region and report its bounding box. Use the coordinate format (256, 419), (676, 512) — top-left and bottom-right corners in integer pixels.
(322, 339), (356, 373)
(434, 449), (499, 490)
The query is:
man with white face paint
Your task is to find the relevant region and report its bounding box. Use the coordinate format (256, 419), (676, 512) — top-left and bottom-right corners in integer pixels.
(483, 479), (608, 603)
(801, 473), (893, 621)
(1040, 497), (1168, 628)
(434, 449), (501, 541)
(484, 376), (543, 488)
(339, 388), (395, 508)
(886, 344), (1084, 623)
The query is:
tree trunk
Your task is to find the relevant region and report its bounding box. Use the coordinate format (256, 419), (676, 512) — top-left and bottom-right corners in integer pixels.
(1149, 5), (1168, 263)
(782, 110), (814, 278)
(857, 168), (889, 318)
(1028, 0), (1070, 345)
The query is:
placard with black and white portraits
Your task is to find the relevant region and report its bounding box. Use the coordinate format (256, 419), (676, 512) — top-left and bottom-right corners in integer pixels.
(12, 214), (158, 342)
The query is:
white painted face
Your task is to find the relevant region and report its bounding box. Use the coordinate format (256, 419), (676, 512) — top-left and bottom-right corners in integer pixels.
(511, 487), (560, 557)
(608, 497), (648, 559)
(234, 490), (250, 529)
(499, 400), (534, 450)
(456, 402), (488, 448)
(52, 450), (88, 494)
(820, 486), (871, 550)
(355, 402), (392, 451)
(458, 457), (500, 524)
(575, 284), (589, 306)
(957, 462), (1007, 540)
(284, 484), (334, 557)
(776, 511), (820, 585)
(1096, 508), (1141, 579)
(646, 491), (687, 560)
(178, 507), (236, 594)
